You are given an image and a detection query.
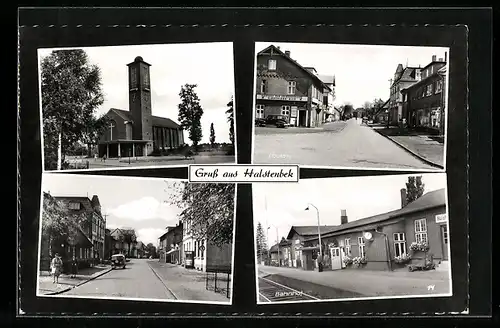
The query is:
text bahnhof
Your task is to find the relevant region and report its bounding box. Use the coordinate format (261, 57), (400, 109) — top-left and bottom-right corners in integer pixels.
(193, 168), (295, 179)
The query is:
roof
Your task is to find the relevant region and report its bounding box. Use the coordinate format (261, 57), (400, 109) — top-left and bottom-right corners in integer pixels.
(304, 188), (447, 242)
(52, 196), (94, 213)
(391, 67), (420, 87)
(286, 225), (338, 239)
(318, 74), (336, 86)
(257, 45), (332, 92)
(400, 68), (446, 94)
(108, 108), (181, 129)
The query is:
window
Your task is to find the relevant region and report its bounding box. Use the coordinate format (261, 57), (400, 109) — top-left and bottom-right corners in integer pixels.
(256, 105), (265, 119)
(357, 237), (366, 258)
(79, 248), (83, 258)
(415, 218), (428, 244)
(281, 105), (291, 116)
(68, 202), (81, 210)
(295, 239), (301, 245)
(260, 80), (267, 93)
(393, 233), (407, 257)
(268, 59), (277, 70)
(287, 81), (296, 95)
(442, 225), (449, 244)
(426, 84), (433, 96)
(435, 80), (443, 94)
(345, 238), (351, 256)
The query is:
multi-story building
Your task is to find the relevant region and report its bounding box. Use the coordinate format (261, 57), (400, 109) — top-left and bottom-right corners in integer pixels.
(318, 74), (337, 122)
(53, 194), (106, 262)
(182, 217), (233, 273)
(401, 54), (447, 134)
(109, 228), (138, 257)
(388, 64), (422, 125)
(158, 221), (183, 264)
(255, 45), (333, 128)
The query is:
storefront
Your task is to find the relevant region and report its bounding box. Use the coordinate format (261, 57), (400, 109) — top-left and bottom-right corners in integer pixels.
(255, 94), (309, 127)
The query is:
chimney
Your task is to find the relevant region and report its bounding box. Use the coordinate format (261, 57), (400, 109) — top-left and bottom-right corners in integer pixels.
(432, 55), (437, 62)
(439, 57), (444, 62)
(285, 50), (291, 57)
(277, 46), (280, 50)
(400, 188), (408, 208)
(340, 209), (348, 225)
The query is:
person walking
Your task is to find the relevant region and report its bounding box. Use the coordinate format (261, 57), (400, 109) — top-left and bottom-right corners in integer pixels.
(50, 253), (63, 284)
(70, 256), (78, 278)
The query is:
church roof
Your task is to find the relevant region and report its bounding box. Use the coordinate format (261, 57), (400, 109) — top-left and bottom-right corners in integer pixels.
(109, 108), (181, 129)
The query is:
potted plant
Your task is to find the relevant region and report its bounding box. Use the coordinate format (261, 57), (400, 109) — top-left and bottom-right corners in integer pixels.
(352, 256), (367, 267)
(394, 253), (412, 265)
(343, 256), (353, 267)
(410, 241), (430, 253)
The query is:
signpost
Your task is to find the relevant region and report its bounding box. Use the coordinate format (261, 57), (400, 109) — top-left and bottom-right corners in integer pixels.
(435, 213), (448, 223)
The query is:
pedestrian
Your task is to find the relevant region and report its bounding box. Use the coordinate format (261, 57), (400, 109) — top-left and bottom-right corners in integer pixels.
(70, 256), (78, 278)
(103, 154), (107, 162)
(50, 253), (63, 284)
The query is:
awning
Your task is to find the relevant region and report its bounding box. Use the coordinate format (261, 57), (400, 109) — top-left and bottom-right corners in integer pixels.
(166, 248), (179, 255)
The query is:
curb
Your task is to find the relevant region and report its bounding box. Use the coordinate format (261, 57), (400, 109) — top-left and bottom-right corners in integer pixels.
(45, 267), (113, 296)
(370, 127), (444, 170)
(146, 262), (179, 300)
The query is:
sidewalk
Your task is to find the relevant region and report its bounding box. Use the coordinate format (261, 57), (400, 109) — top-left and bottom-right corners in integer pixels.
(369, 125), (445, 168)
(148, 261), (231, 303)
(258, 265), (451, 298)
(38, 264), (112, 295)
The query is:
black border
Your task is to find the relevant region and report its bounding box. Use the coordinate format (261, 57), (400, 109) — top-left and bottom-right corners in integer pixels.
(17, 7), (492, 321)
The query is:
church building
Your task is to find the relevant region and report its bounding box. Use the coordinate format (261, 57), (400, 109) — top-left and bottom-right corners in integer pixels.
(98, 56), (184, 158)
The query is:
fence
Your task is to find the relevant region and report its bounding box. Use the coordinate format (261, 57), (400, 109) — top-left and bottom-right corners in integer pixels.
(66, 161), (90, 170)
(205, 270), (231, 299)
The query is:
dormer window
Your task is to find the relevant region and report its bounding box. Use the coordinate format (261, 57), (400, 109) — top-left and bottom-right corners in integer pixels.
(68, 202), (81, 210)
(287, 81), (296, 95)
(268, 59), (277, 71)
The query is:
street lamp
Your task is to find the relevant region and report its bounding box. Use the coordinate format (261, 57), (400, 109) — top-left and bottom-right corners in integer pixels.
(267, 225), (279, 267)
(305, 203), (322, 266)
(385, 109), (390, 129)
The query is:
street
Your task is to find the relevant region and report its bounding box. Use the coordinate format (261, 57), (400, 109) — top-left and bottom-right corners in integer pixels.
(62, 259), (176, 300)
(253, 119), (437, 170)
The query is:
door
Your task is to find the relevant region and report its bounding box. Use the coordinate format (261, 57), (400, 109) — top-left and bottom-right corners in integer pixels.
(330, 247), (342, 270)
(298, 110), (307, 127)
(440, 225), (449, 261)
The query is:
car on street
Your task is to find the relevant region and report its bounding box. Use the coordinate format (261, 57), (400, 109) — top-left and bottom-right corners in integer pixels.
(264, 115), (289, 128)
(255, 117), (266, 127)
(111, 254), (126, 269)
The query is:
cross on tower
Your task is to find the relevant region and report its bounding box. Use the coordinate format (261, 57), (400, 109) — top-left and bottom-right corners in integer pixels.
(109, 123), (115, 140)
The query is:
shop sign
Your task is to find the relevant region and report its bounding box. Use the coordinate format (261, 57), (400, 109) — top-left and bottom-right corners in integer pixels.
(257, 94), (308, 102)
(435, 213), (448, 223)
(291, 106), (298, 117)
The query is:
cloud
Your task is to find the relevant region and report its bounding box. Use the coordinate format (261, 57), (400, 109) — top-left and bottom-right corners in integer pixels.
(137, 228), (166, 246)
(108, 196), (163, 221)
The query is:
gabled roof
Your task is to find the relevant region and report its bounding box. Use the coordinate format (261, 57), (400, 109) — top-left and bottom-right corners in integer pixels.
(318, 74), (336, 87)
(52, 196), (94, 213)
(257, 45), (332, 92)
(304, 188), (447, 242)
(391, 67), (420, 87)
(107, 108), (181, 129)
(286, 225), (338, 240)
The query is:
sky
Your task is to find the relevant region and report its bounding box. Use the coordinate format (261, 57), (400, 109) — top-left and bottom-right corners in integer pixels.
(256, 42), (449, 108)
(253, 173), (448, 246)
(41, 174), (186, 246)
(38, 42), (235, 144)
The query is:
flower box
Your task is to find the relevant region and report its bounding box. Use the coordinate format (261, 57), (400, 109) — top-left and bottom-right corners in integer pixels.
(352, 256), (367, 267)
(410, 241), (429, 253)
(394, 253), (412, 265)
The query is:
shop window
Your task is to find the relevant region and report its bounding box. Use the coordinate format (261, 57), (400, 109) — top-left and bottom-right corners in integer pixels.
(281, 105), (291, 117)
(415, 218), (428, 244)
(256, 105), (265, 119)
(357, 236), (366, 258)
(287, 81), (296, 95)
(268, 59), (277, 70)
(393, 233), (407, 257)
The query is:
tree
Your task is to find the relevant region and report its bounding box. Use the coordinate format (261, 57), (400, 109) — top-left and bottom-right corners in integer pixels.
(121, 229), (137, 257)
(342, 102), (354, 120)
(226, 97), (235, 149)
(178, 84), (203, 150)
(256, 222), (268, 263)
(209, 122), (216, 148)
(146, 243), (157, 258)
(41, 192), (87, 252)
(167, 181), (235, 247)
(406, 176), (425, 204)
(41, 49), (105, 170)
(81, 113), (111, 157)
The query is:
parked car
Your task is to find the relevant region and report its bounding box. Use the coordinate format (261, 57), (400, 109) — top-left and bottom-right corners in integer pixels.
(110, 254), (126, 269)
(265, 115), (289, 128)
(255, 117), (266, 127)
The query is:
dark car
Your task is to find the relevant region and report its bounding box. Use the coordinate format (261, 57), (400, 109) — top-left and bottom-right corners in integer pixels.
(265, 115), (289, 128)
(111, 254), (126, 269)
(255, 117), (266, 127)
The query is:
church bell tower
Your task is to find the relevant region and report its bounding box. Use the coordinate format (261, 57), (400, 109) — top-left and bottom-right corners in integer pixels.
(127, 56), (153, 141)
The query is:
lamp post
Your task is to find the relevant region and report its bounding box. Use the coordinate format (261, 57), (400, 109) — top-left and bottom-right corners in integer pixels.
(305, 203), (322, 266)
(385, 109), (390, 129)
(267, 225), (279, 267)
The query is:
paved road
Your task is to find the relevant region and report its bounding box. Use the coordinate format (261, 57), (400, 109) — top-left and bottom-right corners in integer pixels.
(62, 259), (176, 300)
(258, 276), (319, 302)
(253, 119), (437, 170)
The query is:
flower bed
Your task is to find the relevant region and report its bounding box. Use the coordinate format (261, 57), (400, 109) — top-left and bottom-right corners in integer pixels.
(394, 253), (412, 265)
(343, 256), (353, 266)
(409, 241), (429, 253)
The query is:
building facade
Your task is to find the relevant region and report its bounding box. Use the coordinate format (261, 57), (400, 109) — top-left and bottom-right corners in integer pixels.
(299, 188), (449, 271)
(98, 56), (184, 158)
(53, 195), (106, 262)
(109, 228), (138, 257)
(388, 64), (422, 125)
(158, 221), (183, 264)
(255, 45), (333, 128)
(401, 54), (447, 134)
